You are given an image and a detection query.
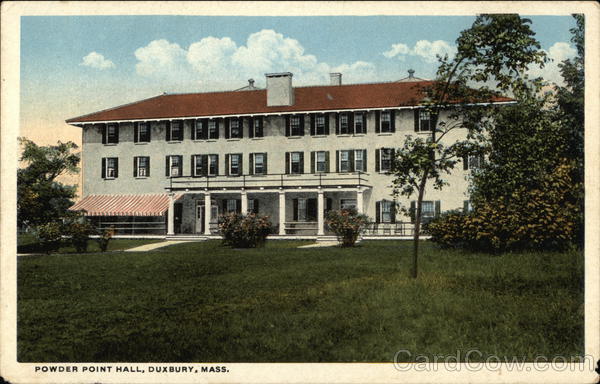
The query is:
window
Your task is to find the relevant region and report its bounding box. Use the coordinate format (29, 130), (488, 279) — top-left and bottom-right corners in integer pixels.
(228, 153), (242, 176)
(103, 123), (119, 144)
(316, 151), (327, 173)
(464, 200), (473, 213)
(208, 154), (218, 176)
(135, 122), (150, 143)
(297, 199), (307, 221)
(208, 120), (218, 139)
(193, 155), (205, 176)
(102, 157), (118, 179)
(380, 111), (392, 133)
(316, 115), (326, 135)
(229, 118), (242, 139)
(226, 199), (237, 213)
(380, 148), (393, 172)
(466, 155), (482, 170)
(253, 153), (266, 174)
(252, 117), (263, 138)
(418, 110), (432, 132)
(339, 150), (350, 172)
(134, 156), (150, 177)
(381, 200), (393, 223)
(411, 200), (440, 223)
(354, 112), (365, 134)
(421, 201), (435, 218)
(248, 199), (255, 214)
(291, 116), (302, 136)
(168, 120), (183, 141)
(340, 199), (357, 211)
(194, 120), (205, 140)
(166, 155), (182, 177)
(339, 113), (350, 134)
(354, 150), (364, 172)
(290, 152), (303, 174)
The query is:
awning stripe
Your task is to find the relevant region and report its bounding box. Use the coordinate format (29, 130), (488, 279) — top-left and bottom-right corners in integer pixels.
(69, 193), (182, 216)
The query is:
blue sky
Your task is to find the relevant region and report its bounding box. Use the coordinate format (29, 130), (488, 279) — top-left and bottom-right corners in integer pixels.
(20, 15), (577, 140)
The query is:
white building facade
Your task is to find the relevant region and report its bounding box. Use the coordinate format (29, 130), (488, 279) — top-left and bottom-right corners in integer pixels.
(68, 72), (507, 238)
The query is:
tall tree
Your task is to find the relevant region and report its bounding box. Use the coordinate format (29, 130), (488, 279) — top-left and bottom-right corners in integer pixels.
(17, 138), (80, 227)
(390, 15), (546, 278)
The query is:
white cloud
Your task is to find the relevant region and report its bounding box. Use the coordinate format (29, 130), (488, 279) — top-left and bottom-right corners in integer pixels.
(528, 42), (577, 86)
(134, 29), (377, 90)
(383, 40), (457, 63)
(80, 51), (115, 70)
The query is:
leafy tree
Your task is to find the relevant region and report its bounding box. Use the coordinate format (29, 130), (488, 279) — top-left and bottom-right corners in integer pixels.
(390, 15), (546, 278)
(17, 138), (80, 227)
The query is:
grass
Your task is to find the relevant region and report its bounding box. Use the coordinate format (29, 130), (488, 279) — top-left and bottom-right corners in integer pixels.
(17, 233), (161, 254)
(17, 240), (584, 362)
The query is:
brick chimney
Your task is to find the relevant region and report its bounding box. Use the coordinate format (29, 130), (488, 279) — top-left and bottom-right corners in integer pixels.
(266, 72), (294, 106)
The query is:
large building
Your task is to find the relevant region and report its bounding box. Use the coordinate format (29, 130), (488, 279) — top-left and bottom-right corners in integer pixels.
(67, 71), (511, 238)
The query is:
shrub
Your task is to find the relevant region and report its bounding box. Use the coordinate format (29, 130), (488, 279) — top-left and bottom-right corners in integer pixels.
(35, 222), (63, 254)
(428, 162), (580, 252)
(218, 212), (273, 248)
(96, 226), (115, 252)
(66, 220), (96, 253)
(326, 208), (369, 247)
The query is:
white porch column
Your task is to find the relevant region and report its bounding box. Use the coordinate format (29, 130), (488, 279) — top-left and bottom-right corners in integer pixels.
(278, 190), (286, 235)
(356, 188), (364, 214)
(241, 190), (248, 214)
(317, 189), (325, 236)
(167, 193), (175, 235)
(204, 192), (211, 235)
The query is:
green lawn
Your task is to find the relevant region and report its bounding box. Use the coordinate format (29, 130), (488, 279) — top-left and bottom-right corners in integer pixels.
(17, 233), (161, 254)
(17, 240), (584, 362)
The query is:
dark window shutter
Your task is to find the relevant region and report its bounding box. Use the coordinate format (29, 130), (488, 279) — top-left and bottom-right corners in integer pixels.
(414, 109), (420, 132)
(222, 200), (228, 213)
(134, 122), (139, 143)
(239, 154), (243, 176)
(336, 150), (340, 172)
(391, 149), (396, 166)
(293, 199), (298, 221)
(410, 201), (416, 223)
(114, 124), (120, 144)
(285, 116), (291, 137)
(192, 120), (198, 141)
(285, 152), (290, 174)
(165, 156), (170, 177)
(432, 111), (438, 132)
(375, 201), (381, 223)
(307, 198), (317, 221)
(214, 120), (220, 139)
(202, 155), (208, 176)
(146, 156), (150, 177)
(326, 198), (332, 211)
(349, 113), (355, 135)
(349, 150), (355, 172)
(191, 155), (196, 177)
(133, 157), (138, 177)
(325, 151), (330, 173)
(299, 152), (304, 173)
(215, 154), (219, 175)
(391, 202), (396, 223)
(390, 110), (396, 132)
(435, 200), (441, 217)
(101, 124), (107, 144)
(263, 153), (268, 174)
(363, 149), (368, 172)
(248, 117), (254, 138)
(113, 158), (119, 178)
(375, 111), (381, 133)
(463, 155), (469, 170)
(310, 151), (315, 173)
(101, 157), (106, 178)
(258, 118), (264, 137)
(224, 119), (230, 139)
(236, 199), (242, 213)
(300, 115), (305, 136)
(178, 156), (183, 176)
(225, 154), (230, 176)
(375, 149), (380, 172)
(202, 120), (208, 140)
(166, 121), (171, 141)
(325, 113), (330, 135)
(239, 117), (244, 139)
(249, 153), (254, 175)
(335, 113), (340, 135)
(363, 112), (368, 134)
(310, 114), (316, 136)
(254, 199), (259, 214)
(463, 200), (469, 213)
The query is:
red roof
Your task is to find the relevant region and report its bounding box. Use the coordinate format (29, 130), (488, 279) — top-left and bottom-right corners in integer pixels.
(69, 193), (182, 216)
(66, 81), (513, 124)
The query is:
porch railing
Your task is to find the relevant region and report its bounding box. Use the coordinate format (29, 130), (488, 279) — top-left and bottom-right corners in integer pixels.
(167, 171), (369, 191)
(361, 222), (418, 236)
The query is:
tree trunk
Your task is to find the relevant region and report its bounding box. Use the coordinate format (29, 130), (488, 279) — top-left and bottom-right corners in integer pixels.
(411, 170), (429, 279)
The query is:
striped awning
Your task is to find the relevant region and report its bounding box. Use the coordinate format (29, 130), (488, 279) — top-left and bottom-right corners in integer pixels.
(69, 193), (181, 216)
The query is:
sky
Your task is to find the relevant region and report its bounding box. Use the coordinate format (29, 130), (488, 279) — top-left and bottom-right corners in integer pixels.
(20, 15), (578, 149)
